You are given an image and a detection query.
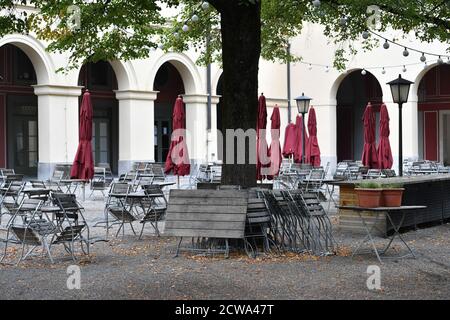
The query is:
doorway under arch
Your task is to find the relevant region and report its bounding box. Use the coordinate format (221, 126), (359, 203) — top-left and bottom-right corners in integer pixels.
(0, 44), (38, 176)
(418, 64), (450, 165)
(78, 61), (119, 173)
(336, 70), (383, 162)
(153, 62), (185, 163)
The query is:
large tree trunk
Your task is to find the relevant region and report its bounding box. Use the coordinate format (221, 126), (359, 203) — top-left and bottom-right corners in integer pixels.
(211, 0), (261, 188)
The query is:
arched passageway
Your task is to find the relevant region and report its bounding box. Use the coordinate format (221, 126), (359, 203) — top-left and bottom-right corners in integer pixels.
(153, 62), (185, 163)
(0, 44), (38, 176)
(78, 61), (119, 173)
(418, 64), (450, 165)
(336, 70), (383, 162)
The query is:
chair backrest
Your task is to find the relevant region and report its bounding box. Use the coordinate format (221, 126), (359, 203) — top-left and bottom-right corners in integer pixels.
(1, 168), (15, 177)
(51, 170), (64, 181)
(309, 169), (325, 180)
(98, 162), (112, 173)
(3, 174), (23, 183)
(17, 198), (43, 214)
(110, 182), (132, 195)
(367, 169), (382, 177)
(52, 193), (80, 211)
(4, 181), (26, 196)
(30, 180), (46, 189)
(54, 164), (71, 179)
(151, 163), (165, 177)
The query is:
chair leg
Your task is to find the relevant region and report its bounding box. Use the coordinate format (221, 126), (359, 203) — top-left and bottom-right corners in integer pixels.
(139, 222), (145, 240)
(174, 237), (183, 257)
(43, 239), (54, 264)
(129, 222), (136, 235)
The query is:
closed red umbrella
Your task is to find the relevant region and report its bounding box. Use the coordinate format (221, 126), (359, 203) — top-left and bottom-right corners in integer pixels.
(377, 104), (393, 169)
(256, 94), (269, 181)
(306, 106), (321, 167)
(294, 115), (308, 163)
(165, 96), (190, 176)
(267, 106), (282, 179)
(70, 90), (94, 180)
(282, 123), (296, 158)
(361, 102), (379, 169)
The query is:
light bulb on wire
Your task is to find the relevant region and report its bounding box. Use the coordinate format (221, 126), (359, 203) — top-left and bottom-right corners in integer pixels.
(383, 40), (390, 49)
(312, 0), (321, 8)
(420, 53), (427, 62)
(402, 65), (407, 73)
(403, 48), (409, 57)
(191, 14), (199, 22)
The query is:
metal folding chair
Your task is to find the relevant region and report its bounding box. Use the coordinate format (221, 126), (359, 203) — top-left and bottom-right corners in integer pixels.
(106, 183), (137, 237)
(1, 198), (57, 265)
(50, 193), (90, 261)
(139, 185), (167, 238)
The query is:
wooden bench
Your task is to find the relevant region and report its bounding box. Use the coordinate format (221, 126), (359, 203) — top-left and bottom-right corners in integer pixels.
(164, 189), (248, 257)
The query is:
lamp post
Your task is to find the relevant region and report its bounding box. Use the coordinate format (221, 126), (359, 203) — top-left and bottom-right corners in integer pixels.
(387, 74), (414, 176)
(295, 93), (312, 163)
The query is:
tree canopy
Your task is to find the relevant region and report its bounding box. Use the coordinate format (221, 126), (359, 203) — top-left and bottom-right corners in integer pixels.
(1, 0), (449, 71)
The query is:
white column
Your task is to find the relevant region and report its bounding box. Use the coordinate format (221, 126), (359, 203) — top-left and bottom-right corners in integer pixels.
(33, 85), (82, 179)
(207, 95), (220, 162)
(314, 102), (337, 174)
(116, 90), (157, 174)
(183, 94), (209, 164)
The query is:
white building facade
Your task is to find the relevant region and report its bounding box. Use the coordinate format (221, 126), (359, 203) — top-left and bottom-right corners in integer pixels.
(0, 22), (449, 179)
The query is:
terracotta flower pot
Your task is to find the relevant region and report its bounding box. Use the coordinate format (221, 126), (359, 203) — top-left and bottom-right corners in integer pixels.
(355, 188), (382, 208)
(382, 188), (405, 207)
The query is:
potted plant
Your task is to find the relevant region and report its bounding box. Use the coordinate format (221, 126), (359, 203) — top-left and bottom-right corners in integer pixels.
(355, 181), (383, 208)
(381, 183), (405, 207)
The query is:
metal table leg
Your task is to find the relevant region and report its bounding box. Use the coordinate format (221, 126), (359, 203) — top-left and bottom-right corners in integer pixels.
(381, 211), (416, 259)
(352, 210), (383, 263)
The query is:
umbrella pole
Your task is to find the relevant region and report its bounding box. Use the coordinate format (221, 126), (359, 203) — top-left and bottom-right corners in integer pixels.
(177, 175), (180, 189)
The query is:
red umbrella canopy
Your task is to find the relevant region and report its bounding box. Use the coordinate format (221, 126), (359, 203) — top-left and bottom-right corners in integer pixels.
(267, 106), (282, 179)
(306, 106), (321, 167)
(282, 123), (297, 158)
(257, 94), (269, 180)
(361, 102), (379, 169)
(70, 90), (94, 180)
(377, 104), (393, 169)
(294, 115), (308, 163)
(164, 96), (190, 176)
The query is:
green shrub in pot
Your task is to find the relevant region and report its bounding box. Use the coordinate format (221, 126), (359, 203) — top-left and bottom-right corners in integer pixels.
(381, 183), (405, 207)
(355, 182), (383, 208)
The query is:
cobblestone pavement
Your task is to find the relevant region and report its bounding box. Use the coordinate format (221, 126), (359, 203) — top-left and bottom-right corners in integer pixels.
(0, 182), (449, 300)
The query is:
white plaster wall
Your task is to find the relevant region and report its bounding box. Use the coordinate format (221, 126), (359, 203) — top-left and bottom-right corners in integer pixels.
(2, 19), (449, 176)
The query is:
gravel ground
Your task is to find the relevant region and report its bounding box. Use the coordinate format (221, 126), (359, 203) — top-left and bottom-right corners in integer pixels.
(0, 183), (449, 300)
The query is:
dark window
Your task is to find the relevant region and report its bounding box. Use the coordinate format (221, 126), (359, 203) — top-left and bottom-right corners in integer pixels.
(13, 47), (37, 85)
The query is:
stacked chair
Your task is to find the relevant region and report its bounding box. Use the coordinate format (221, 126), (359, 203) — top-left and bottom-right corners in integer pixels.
(261, 189), (335, 256)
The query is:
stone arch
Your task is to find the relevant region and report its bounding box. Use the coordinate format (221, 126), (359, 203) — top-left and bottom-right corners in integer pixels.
(71, 59), (135, 90)
(0, 34), (53, 84)
(212, 69), (223, 96)
(148, 52), (201, 94)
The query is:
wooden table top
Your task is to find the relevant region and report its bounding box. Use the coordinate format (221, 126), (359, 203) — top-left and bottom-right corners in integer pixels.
(337, 205), (427, 212)
(329, 174), (450, 186)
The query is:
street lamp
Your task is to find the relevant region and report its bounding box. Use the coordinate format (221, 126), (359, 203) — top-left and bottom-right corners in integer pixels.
(295, 93), (312, 163)
(387, 74), (414, 176)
